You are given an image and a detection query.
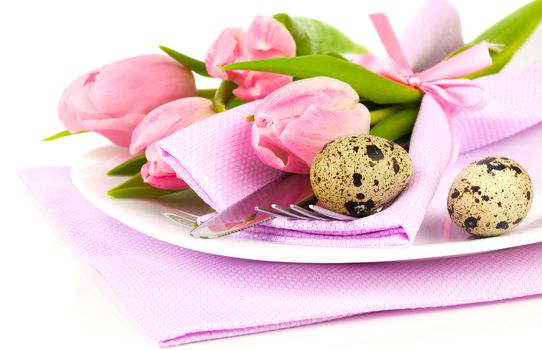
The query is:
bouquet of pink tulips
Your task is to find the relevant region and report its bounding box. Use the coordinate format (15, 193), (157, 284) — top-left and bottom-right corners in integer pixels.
(47, 1), (542, 199)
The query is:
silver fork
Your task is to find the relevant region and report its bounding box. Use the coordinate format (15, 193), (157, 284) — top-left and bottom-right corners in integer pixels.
(256, 203), (356, 221)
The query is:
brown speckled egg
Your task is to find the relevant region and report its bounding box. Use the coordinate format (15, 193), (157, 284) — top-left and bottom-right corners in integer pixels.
(310, 134), (412, 217)
(447, 156), (533, 237)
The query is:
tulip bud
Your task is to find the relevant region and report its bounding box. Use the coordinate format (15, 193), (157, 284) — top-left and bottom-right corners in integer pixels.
(58, 54), (196, 147)
(251, 77), (371, 174)
(205, 16), (296, 101)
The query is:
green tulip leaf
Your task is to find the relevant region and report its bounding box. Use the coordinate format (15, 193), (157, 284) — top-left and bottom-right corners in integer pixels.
(106, 154), (147, 176)
(107, 173), (183, 198)
(223, 55), (422, 104)
(226, 96), (246, 109)
(42, 130), (87, 141)
(458, 1), (542, 78)
(273, 13), (368, 56)
(159, 45), (211, 78)
(370, 107), (419, 141)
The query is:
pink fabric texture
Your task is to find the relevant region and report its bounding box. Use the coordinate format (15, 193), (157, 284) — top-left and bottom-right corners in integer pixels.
(21, 167), (542, 346)
(158, 62), (542, 246)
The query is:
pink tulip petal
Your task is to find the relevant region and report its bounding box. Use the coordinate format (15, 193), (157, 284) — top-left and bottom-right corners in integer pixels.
(251, 123), (309, 174)
(233, 72), (292, 102)
(205, 27), (244, 80)
(205, 16), (296, 101)
(130, 97), (214, 154)
(145, 144), (180, 175)
(256, 77), (360, 121)
(141, 162), (189, 190)
(243, 15), (296, 60)
(58, 71), (102, 132)
(89, 55), (195, 117)
(94, 129), (137, 147)
(250, 77), (370, 173)
(280, 104), (370, 165)
(58, 54), (197, 147)
(78, 112), (145, 147)
(66, 73), (102, 116)
(58, 99), (83, 133)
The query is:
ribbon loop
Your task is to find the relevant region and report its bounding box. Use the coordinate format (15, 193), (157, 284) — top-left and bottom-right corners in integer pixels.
(420, 79), (488, 111)
(369, 14), (493, 110)
(369, 14), (413, 74)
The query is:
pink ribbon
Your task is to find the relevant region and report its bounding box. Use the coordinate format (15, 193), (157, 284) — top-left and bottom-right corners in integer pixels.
(369, 13), (493, 110)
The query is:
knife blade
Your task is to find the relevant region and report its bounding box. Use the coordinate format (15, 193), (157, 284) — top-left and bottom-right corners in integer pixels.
(190, 174), (315, 239)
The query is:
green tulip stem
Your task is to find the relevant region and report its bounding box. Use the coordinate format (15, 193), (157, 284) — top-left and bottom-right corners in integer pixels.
(196, 88), (217, 99)
(213, 80), (236, 112)
(369, 105), (405, 126)
(370, 107), (420, 142)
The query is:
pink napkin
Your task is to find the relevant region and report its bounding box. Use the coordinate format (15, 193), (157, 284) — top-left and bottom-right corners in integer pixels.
(21, 167), (542, 347)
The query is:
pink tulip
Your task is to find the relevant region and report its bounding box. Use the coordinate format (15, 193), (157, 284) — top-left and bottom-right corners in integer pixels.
(204, 28), (244, 80)
(251, 77), (371, 174)
(141, 145), (189, 190)
(130, 97), (215, 190)
(205, 15), (296, 101)
(58, 54), (196, 147)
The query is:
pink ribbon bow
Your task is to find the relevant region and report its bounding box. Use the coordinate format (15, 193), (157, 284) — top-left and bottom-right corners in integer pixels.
(362, 13), (493, 110)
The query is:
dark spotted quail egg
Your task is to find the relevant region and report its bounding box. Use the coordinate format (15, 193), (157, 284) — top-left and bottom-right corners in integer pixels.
(310, 134), (413, 217)
(447, 156), (533, 237)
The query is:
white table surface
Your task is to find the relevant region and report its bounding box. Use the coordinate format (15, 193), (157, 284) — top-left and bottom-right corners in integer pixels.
(2, 0), (542, 348)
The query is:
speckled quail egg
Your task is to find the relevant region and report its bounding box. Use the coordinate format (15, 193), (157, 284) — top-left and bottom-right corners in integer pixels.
(310, 134), (413, 217)
(447, 156), (533, 237)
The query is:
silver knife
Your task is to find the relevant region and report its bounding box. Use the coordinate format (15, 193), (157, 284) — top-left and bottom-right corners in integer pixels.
(190, 174), (315, 239)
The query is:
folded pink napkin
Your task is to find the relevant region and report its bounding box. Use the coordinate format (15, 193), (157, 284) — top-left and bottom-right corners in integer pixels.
(21, 167), (542, 347)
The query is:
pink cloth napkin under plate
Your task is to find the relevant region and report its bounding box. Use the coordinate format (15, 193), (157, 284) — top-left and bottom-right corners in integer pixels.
(21, 167), (542, 347)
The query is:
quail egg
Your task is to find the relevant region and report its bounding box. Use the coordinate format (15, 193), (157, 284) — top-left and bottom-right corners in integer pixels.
(447, 156), (533, 237)
(310, 134), (413, 217)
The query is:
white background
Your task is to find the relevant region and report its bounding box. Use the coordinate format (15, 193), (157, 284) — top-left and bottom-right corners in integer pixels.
(2, 0), (542, 349)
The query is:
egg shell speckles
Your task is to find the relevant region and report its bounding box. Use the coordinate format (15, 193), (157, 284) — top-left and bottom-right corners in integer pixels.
(309, 134), (412, 217)
(447, 156), (533, 237)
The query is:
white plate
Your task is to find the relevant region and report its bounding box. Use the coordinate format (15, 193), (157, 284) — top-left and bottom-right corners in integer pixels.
(72, 127), (542, 263)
